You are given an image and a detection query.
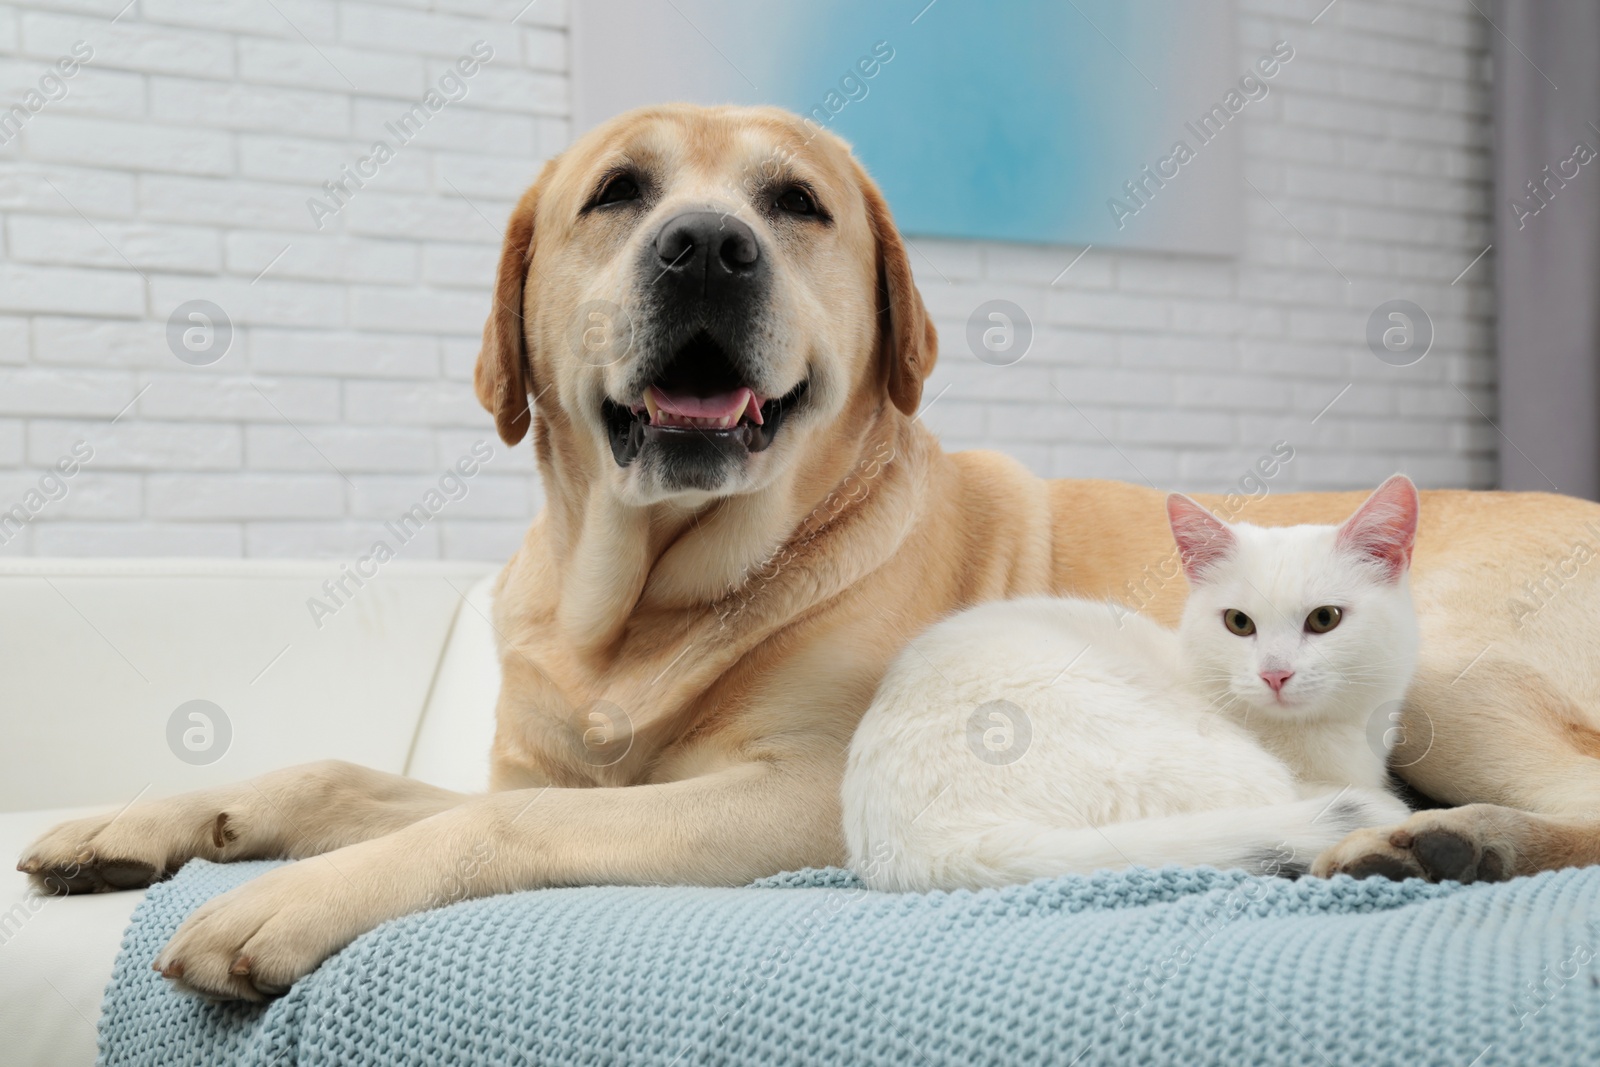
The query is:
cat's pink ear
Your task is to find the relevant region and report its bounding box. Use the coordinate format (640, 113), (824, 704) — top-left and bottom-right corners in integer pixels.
(1337, 474), (1419, 582)
(1167, 494), (1236, 583)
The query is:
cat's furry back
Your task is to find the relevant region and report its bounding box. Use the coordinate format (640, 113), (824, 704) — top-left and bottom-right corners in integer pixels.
(842, 476), (1421, 892)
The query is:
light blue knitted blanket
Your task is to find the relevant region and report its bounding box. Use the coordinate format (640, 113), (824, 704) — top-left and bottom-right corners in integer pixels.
(98, 859), (1600, 1066)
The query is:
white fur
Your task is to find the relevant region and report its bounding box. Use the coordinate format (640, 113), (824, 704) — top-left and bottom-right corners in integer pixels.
(843, 482), (1420, 891)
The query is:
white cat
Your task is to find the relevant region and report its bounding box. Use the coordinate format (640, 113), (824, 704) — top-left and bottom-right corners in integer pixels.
(842, 475), (1422, 891)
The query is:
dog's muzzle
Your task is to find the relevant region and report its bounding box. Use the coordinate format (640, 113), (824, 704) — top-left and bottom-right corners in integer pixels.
(600, 211), (808, 470)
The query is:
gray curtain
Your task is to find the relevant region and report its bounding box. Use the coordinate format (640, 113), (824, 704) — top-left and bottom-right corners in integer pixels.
(1494, 1), (1600, 498)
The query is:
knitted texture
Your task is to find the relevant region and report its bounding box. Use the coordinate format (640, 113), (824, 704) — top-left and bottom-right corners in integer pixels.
(99, 860), (1600, 1066)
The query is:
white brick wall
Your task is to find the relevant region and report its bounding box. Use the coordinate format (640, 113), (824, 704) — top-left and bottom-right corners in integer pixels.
(0, 0), (1494, 561)
(907, 0), (1496, 496)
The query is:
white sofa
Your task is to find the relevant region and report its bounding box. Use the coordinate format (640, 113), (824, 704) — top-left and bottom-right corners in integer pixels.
(0, 559), (506, 1067)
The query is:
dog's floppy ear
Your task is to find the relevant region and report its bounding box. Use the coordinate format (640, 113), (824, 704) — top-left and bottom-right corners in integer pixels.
(475, 182), (540, 446)
(858, 166), (936, 416)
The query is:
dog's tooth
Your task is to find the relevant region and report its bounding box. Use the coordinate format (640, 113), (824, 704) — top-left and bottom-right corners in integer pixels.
(643, 392), (659, 424)
(649, 408), (744, 429)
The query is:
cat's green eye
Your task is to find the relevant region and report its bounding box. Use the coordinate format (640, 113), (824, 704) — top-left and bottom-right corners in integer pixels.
(1223, 610), (1256, 636)
(1306, 606), (1342, 634)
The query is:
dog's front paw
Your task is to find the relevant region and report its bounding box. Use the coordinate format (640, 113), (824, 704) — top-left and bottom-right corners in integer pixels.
(154, 858), (363, 1001)
(17, 805), (236, 895)
(1312, 803), (1514, 883)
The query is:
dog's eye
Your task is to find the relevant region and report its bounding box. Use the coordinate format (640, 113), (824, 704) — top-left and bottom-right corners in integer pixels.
(1305, 606), (1342, 634)
(774, 186), (817, 216)
(595, 173), (640, 207)
(1223, 610), (1256, 637)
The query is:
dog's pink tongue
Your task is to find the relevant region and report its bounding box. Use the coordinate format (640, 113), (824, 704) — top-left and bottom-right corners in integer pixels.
(648, 385), (764, 425)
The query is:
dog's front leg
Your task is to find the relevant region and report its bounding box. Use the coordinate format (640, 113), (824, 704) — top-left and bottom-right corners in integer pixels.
(156, 760), (840, 1000)
(19, 760), (468, 894)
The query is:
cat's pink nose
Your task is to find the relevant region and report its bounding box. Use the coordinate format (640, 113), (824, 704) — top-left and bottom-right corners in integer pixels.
(1260, 670), (1294, 694)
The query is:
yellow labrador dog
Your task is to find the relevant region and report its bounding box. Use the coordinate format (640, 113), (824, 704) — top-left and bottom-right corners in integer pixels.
(20, 104), (1600, 999)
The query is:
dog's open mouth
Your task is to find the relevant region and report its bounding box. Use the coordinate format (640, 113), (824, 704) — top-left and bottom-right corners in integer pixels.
(603, 332), (807, 467)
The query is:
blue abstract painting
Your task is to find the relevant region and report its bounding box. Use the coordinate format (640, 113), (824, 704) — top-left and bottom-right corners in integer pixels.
(574, 0), (1242, 253)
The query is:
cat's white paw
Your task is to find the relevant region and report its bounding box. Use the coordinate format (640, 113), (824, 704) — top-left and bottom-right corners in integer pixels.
(1321, 787), (1413, 834)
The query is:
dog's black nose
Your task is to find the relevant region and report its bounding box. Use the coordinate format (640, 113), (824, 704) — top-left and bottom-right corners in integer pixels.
(654, 212), (762, 290)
